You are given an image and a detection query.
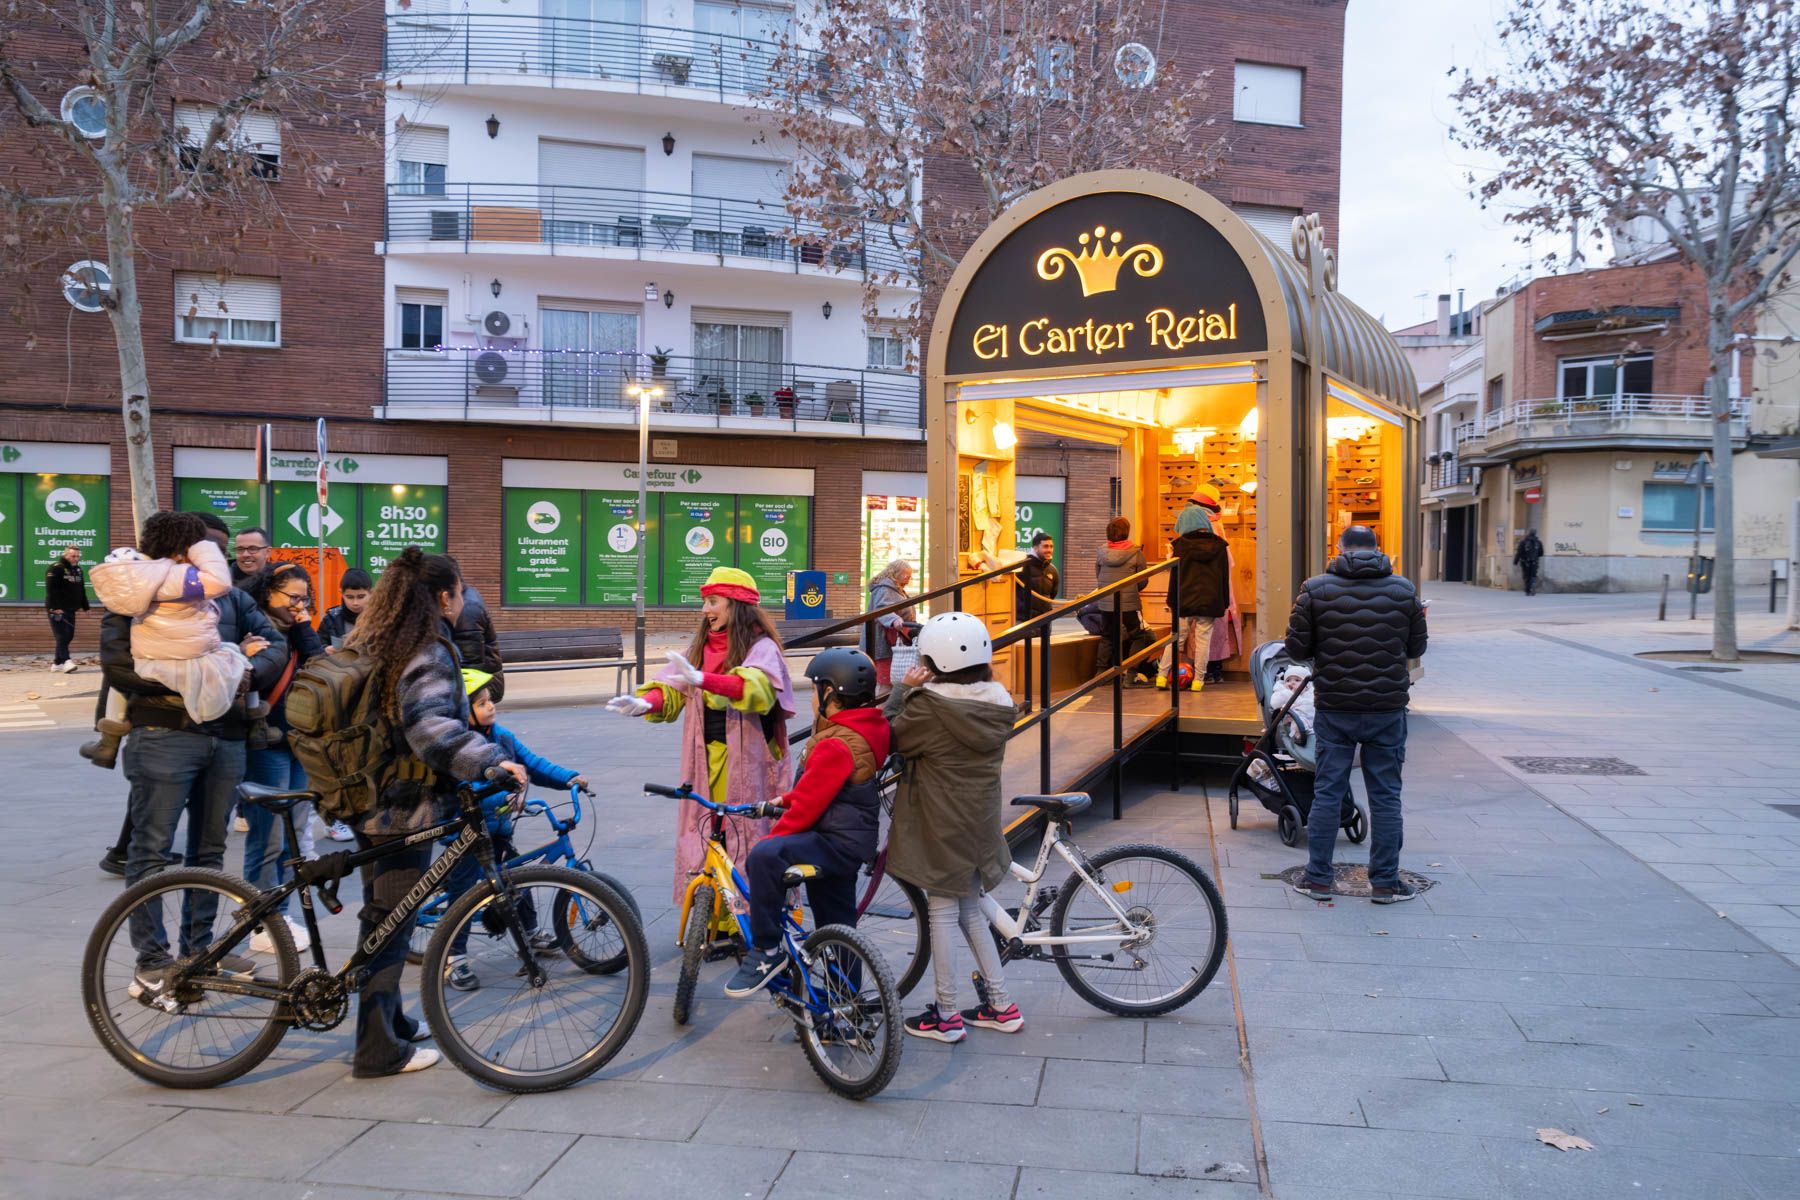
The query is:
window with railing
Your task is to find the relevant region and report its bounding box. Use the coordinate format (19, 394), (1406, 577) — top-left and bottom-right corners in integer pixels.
(1559, 354), (1652, 403)
(542, 308), (639, 406)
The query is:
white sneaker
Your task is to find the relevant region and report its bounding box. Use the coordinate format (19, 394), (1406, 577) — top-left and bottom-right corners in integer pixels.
(284, 916), (311, 953)
(398, 1047), (440, 1074)
(56, 661), (77, 674)
(233, 814), (250, 834)
(250, 925), (277, 955)
(327, 821), (355, 842)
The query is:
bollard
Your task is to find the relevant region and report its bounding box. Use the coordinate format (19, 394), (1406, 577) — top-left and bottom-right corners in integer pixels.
(1774, 568), (1781, 615)
(1658, 574), (1669, 621)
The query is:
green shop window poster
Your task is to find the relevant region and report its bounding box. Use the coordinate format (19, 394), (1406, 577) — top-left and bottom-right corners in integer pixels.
(1015, 501), (1065, 576)
(662, 493), (735, 606)
(0, 474), (22, 602)
(272, 480), (357, 555)
(174, 478), (262, 539)
(503, 488), (581, 605)
(24, 473), (109, 604)
(738, 495), (810, 606)
(360, 483), (447, 576)
(585, 490), (659, 606)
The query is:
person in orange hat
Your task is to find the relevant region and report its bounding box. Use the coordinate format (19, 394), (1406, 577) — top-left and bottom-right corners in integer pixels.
(606, 566), (796, 911)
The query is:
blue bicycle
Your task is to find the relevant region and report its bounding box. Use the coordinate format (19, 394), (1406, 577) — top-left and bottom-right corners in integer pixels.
(648, 781), (903, 1100)
(407, 783), (642, 973)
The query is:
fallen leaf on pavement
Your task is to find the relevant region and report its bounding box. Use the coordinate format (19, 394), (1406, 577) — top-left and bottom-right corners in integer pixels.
(1536, 1128), (1594, 1152)
(24, 692), (40, 700)
(1597, 1107), (1609, 1114)
(1373, 930), (1389, 936)
(1627, 1101), (1644, 1107)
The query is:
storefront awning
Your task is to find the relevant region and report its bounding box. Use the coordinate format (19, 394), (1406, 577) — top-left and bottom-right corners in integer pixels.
(1532, 305), (1679, 335)
(1257, 232), (1422, 416)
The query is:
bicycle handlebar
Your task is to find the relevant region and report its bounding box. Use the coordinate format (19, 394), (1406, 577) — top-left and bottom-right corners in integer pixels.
(644, 781), (779, 819)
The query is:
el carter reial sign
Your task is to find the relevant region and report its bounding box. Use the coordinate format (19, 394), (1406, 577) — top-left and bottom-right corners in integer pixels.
(944, 190), (1270, 376)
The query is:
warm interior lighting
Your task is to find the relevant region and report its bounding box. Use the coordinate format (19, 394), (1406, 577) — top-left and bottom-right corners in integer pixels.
(1171, 426), (1213, 457)
(1239, 480), (1257, 494)
(1327, 415), (1377, 441)
(1239, 407), (1259, 438)
(991, 421), (1017, 449)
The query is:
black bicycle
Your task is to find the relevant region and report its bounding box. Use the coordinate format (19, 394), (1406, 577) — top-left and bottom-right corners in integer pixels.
(81, 771), (650, 1093)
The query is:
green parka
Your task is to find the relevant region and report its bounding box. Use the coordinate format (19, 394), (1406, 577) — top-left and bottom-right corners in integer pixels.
(883, 679), (1018, 897)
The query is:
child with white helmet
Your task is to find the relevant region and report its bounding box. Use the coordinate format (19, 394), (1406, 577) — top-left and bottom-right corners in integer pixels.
(882, 610), (1024, 1042)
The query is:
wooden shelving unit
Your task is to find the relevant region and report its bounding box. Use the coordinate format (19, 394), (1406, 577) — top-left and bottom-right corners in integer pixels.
(1154, 431), (1258, 672)
(1327, 430), (1384, 558)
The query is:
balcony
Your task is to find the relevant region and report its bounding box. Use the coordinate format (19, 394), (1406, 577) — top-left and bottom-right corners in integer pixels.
(1423, 454), (1475, 496)
(379, 347), (921, 437)
(384, 12), (841, 108)
(1457, 394), (1748, 464)
(385, 183), (917, 284)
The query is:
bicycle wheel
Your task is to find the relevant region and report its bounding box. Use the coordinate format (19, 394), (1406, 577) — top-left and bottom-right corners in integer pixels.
(553, 870), (637, 976)
(795, 923), (902, 1101)
(576, 864), (644, 924)
(406, 890), (450, 966)
(1049, 843), (1228, 1017)
(421, 865), (649, 1093)
(672, 884), (714, 1026)
(82, 868), (298, 1088)
(853, 868), (930, 998)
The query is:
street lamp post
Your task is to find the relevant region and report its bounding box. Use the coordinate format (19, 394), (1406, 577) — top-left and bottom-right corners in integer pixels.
(626, 382), (663, 684)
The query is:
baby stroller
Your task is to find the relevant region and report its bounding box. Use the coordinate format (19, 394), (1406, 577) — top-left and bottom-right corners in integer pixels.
(1226, 641), (1368, 847)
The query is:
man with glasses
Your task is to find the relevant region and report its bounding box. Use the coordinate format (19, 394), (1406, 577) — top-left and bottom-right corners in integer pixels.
(232, 527), (272, 584)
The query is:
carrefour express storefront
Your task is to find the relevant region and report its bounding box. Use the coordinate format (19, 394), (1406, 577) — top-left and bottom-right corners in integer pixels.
(0, 441), (111, 604)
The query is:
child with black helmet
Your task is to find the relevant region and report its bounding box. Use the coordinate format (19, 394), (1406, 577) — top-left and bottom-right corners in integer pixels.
(724, 646), (891, 998)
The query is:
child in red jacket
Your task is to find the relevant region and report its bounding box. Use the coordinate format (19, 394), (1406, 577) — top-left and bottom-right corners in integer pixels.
(725, 647), (890, 998)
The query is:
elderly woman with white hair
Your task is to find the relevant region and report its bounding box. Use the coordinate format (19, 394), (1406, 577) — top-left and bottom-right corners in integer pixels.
(864, 559), (918, 690)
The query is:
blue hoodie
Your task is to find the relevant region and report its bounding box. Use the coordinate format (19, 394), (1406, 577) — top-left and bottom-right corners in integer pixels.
(468, 721), (579, 837)
(1175, 503), (1214, 536)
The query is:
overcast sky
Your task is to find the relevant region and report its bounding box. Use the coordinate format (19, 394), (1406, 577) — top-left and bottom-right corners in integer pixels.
(1336, 0), (1536, 329)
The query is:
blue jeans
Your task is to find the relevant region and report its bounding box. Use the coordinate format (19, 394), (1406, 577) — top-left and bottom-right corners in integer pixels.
(1305, 708), (1407, 890)
(242, 745), (309, 919)
(121, 728), (247, 966)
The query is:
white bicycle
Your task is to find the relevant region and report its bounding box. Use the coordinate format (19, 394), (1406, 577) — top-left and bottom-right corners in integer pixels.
(856, 792), (1229, 1017)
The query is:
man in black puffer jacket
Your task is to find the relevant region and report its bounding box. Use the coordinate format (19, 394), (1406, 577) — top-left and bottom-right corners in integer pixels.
(1283, 526), (1428, 904)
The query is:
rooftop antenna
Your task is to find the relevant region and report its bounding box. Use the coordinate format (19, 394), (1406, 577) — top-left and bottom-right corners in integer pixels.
(1414, 291), (1431, 319)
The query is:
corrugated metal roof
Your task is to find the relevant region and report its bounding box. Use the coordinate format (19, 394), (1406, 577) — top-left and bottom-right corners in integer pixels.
(1251, 228), (1422, 415)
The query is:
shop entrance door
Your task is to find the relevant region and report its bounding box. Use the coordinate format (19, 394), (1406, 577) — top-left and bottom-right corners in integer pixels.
(1444, 507), (1471, 583)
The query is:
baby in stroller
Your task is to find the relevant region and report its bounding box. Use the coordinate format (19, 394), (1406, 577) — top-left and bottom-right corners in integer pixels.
(1227, 642), (1366, 848)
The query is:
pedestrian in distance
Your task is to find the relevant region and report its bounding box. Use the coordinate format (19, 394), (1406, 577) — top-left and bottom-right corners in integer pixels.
(1284, 525), (1428, 905)
(339, 547), (528, 1077)
(1159, 488), (1230, 691)
(885, 611), (1025, 1043)
(725, 647), (889, 998)
(45, 544), (90, 673)
(605, 566), (796, 910)
(1514, 529), (1544, 597)
(1014, 532), (1059, 713)
(1093, 517), (1153, 685)
(863, 559), (918, 692)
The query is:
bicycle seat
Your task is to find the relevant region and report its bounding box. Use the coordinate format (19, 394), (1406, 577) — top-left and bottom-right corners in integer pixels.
(781, 864), (820, 888)
(236, 781), (320, 811)
(1009, 792), (1092, 819)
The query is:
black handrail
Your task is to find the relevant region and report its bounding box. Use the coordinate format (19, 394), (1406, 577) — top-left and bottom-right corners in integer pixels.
(784, 558), (1029, 651)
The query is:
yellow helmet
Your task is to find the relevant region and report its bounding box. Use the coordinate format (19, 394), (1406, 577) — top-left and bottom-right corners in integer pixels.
(461, 668), (495, 697)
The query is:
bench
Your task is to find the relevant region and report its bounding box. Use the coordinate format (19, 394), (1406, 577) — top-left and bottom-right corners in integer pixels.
(778, 617), (860, 649)
(498, 627), (633, 693)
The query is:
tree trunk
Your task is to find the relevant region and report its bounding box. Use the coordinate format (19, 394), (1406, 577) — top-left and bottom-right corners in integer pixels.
(1709, 316), (1739, 661)
(101, 175), (159, 538)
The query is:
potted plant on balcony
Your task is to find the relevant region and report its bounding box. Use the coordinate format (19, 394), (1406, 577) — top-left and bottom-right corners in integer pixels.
(745, 390), (767, 416)
(650, 346), (672, 379)
(774, 385), (796, 419)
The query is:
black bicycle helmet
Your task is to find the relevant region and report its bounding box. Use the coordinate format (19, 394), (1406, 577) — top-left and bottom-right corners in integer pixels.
(805, 647), (878, 708)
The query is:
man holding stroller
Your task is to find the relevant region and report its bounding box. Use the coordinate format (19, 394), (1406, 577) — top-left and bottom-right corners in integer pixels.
(1283, 526), (1428, 904)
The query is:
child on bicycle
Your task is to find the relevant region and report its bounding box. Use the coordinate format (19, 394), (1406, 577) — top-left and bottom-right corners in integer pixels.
(441, 668), (589, 991)
(724, 647), (889, 998)
(883, 611), (1024, 1042)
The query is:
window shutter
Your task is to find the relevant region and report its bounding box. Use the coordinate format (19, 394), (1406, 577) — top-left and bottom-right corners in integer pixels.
(1233, 62), (1303, 125)
(174, 272), (281, 322)
(175, 102), (279, 154)
(1231, 203), (1301, 246)
(691, 154), (788, 208)
(690, 306), (788, 329)
(395, 123), (449, 165)
(538, 139), (644, 188)
(395, 287), (448, 307)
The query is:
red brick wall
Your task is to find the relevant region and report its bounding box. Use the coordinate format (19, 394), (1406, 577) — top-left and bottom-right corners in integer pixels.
(1509, 260), (1753, 400)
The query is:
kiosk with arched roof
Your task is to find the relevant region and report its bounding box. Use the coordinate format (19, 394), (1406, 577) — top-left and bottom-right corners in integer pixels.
(925, 170), (1421, 737)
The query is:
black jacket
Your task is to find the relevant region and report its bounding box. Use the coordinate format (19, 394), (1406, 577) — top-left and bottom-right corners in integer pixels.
(101, 588), (287, 738)
(454, 584), (504, 701)
(318, 603), (358, 646)
(1016, 555), (1060, 620)
(1513, 535), (1544, 569)
(1284, 549), (1428, 713)
(1167, 531), (1229, 618)
(44, 561), (90, 612)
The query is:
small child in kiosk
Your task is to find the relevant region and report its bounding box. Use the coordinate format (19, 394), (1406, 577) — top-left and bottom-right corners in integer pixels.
(441, 668), (589, 992)
(724, 647), (890, 997)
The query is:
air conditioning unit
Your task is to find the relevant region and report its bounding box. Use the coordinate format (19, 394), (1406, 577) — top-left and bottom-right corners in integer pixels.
(429, 210), (463, 241)
(470, 348), (523, 400)
(482, 310), (530, 340)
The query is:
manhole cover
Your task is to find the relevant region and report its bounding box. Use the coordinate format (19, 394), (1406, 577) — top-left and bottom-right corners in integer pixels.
(1506, 756), (1646, 776)
(1271, 864), (1436, 898)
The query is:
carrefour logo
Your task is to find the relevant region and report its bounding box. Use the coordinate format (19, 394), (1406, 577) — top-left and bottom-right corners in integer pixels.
(0, 445), (20, 464)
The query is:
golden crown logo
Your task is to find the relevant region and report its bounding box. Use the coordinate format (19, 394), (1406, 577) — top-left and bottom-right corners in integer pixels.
(1035, 225), (1165, 297)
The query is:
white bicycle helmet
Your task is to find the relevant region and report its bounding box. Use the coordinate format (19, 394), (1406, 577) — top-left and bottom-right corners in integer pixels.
(916, 611), (992, 673)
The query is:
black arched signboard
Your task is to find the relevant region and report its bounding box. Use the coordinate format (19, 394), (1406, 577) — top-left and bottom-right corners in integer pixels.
(944, 190), (1270, 376)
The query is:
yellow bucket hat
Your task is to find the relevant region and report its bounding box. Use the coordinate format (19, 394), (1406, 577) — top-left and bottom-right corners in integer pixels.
(699, 565), (760, 604)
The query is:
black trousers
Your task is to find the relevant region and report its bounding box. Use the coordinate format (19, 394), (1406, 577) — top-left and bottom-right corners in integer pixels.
(49, 609), (77, 664)
(1522, 566), (1539, 596)
(745, 832), (860, 947)
(352, 834), (430, 1076)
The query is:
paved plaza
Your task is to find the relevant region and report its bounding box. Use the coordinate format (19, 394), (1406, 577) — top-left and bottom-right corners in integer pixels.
(1, 589), (1798, 1198)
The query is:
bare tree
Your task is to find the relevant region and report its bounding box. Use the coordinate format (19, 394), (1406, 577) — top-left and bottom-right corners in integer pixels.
(762, 0), (1225, 344)
(1452, 0), (1800, 661)
(0, 0), (381, 534)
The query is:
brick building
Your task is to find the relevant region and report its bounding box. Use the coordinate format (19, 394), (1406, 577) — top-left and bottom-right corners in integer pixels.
(1, 0), (1347, 652)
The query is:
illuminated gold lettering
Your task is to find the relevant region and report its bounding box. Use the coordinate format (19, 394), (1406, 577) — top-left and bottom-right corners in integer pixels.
(1146, 307), (1176, 349)
(1019, 317), (1049, 356)
(1229, 303), (1238, 340)
(973, 324), (1007, 360)
(1202, 312), (1228, 341)
(1178, 315), (1200, 345)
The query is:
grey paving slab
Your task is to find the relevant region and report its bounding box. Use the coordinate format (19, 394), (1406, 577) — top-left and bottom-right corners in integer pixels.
(1017, 1166), (1259, 1198)
(1261, 1121), (1499, 1199)
(1132, 1115), (1259, 1184)
(309, 1123), (576, 1196)
(0, 1095), (179, 1166)
(102, 1109), (371, 1181)
(523, 1135), (790, 1200)
(691, 1089), (927, 1154)
(1478, 1135), (1773, 1200)
(297, 1061), (516, 1126)
(769, 1151), (1016, 1199)
(487, 1079), (723, 1139)
(1429, 1037), (1800, 1102)
(909, 1099), (1140, 1172)
(1733, 1151), (1800, 1200)
(1141, 1020), (1244, 1068)
(1504, 1002), (1716, 1050)
(0, 1160), (406, 1200)
(1038, 1059), (1249, 1118)
(1243, 1027), (1446, 1081)
(1353, 1077), (1587, 1140)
